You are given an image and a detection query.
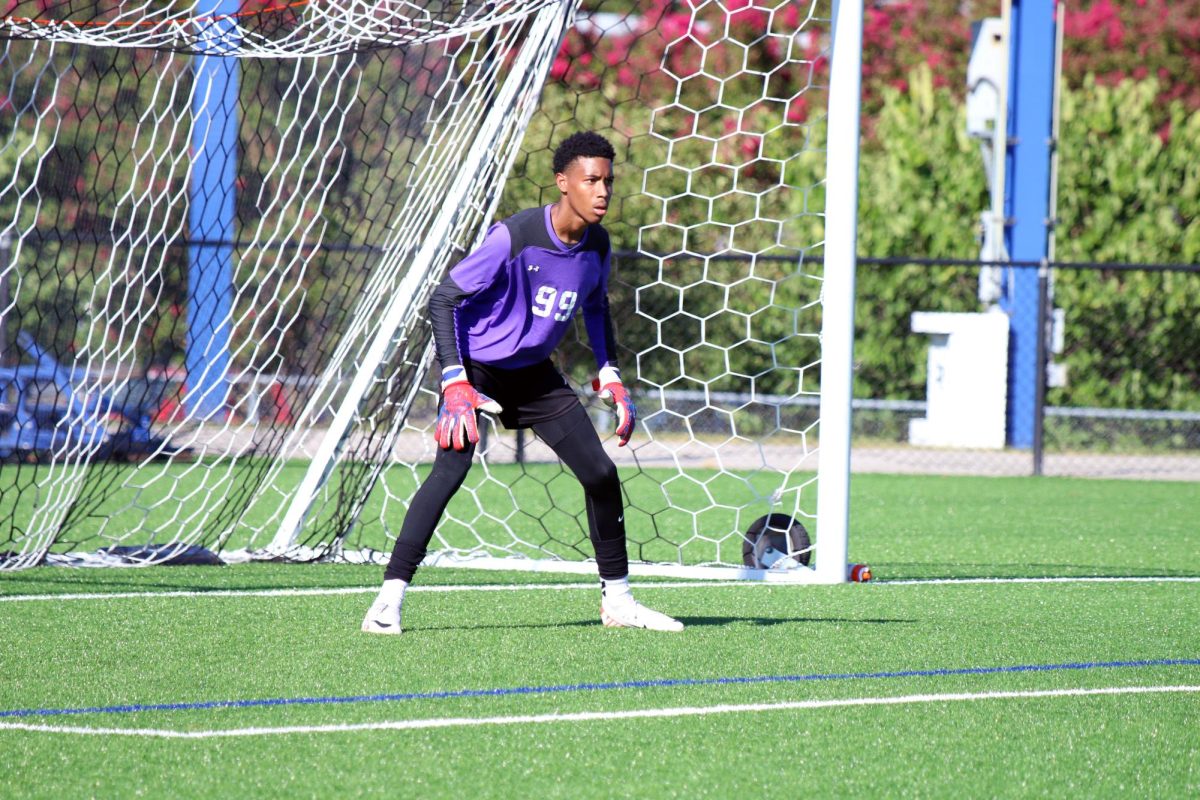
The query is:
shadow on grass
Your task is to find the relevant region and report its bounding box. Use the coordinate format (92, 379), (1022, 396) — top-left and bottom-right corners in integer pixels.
(675, 615), (917, 627)
(411, 615), (917, 632)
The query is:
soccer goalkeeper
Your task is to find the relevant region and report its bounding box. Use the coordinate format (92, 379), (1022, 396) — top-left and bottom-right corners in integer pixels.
(362, 132), (683, 634)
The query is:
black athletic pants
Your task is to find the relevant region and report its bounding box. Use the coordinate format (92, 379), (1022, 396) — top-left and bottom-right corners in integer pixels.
(384, 403), (628, 582)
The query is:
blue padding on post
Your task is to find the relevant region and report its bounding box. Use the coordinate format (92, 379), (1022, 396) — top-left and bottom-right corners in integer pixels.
(1002, 0), (1056, 447)
(186, 5), (241, 420)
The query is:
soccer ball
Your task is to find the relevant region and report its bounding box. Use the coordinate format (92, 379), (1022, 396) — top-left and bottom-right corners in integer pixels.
(741, 514), (812, 569)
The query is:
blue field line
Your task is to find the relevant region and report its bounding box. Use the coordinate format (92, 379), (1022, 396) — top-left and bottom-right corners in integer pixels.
(3, 658), (1197, 720)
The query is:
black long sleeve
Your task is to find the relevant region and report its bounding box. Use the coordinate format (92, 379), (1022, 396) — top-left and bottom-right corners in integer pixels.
(428, 272), (472, 371)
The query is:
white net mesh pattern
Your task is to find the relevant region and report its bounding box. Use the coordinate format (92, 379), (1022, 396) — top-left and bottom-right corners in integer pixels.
(0, 1), (831, 577)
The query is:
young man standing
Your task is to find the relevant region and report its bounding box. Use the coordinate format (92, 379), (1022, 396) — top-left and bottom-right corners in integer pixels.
(362, 132), (683, 634)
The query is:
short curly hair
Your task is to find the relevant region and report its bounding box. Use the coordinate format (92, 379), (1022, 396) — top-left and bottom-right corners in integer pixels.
(552, 131), (616, 174)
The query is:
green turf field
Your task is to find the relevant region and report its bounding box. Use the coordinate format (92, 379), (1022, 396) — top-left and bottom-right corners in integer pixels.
(2, 473), (1198, 798)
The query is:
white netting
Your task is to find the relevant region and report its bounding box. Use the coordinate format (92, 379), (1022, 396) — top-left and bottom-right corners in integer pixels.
(0, 0), (834, 579)
(1, 1), (565, 55)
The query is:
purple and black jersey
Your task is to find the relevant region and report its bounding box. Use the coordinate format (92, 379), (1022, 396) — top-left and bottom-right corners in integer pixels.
(429, 205), (617, 371)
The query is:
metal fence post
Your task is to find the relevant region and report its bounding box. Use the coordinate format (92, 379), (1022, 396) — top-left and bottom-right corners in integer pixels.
(1033, 263), (1049, 475)
(0, 227), (10, 366)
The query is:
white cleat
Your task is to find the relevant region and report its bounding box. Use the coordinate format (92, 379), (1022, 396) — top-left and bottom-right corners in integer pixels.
(361, 599), (403, 635)
(600, 600), (684, 632)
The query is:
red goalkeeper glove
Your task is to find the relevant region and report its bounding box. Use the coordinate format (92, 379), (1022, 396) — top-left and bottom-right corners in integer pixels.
(592, 366), (636, 447)
(435, 368), (502, 451)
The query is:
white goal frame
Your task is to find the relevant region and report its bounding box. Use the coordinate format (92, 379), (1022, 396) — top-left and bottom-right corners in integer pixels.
(356, 0), (865, 585)
(0, 0), (863, 583)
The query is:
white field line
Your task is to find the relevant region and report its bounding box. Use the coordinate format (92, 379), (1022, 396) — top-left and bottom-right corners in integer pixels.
(2, 575), (1200, 603)
(880, 576), (1200, 586)
(2, 685), (1197, 739)
(0, 582), (725, 603)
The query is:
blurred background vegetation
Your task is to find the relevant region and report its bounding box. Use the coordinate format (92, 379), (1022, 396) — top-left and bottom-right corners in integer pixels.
(0, 0), (1195, 412)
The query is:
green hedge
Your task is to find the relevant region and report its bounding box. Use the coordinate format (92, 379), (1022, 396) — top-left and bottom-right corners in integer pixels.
(855, 66), (1200, 409)
(4, 43), (1194, 412)
(505, 64), (1200, 410)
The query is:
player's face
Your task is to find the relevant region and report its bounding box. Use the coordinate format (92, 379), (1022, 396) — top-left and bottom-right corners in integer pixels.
(557, 157), (614, 225)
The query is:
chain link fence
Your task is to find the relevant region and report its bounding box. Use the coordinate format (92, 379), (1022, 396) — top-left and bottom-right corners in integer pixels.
(8, 229), (1194, 482)
(837, 258), (1197, 480)
(605, 253), (1199, 481)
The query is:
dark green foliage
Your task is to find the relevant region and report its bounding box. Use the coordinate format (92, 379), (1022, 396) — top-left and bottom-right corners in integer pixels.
(854, 65), (987, 400)
(853, 70), (1200, 410)
(2, 8), (1196, 413)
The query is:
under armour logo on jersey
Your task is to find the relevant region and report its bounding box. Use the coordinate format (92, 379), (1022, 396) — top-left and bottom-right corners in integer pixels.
(527, 264), (540, 272)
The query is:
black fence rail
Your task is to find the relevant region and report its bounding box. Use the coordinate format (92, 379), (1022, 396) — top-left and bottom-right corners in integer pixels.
(3, 227), (1196, 479)
(847, 256), (1199, 479)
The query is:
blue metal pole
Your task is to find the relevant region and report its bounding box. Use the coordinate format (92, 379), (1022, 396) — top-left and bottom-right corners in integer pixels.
(187, 5), (240, 419)
(1001, 0), (1055, 448)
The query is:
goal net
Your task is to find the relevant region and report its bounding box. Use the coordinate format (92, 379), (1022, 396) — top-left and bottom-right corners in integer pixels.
(0, 0), (860, 582)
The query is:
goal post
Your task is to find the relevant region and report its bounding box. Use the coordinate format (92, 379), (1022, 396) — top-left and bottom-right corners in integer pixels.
(814, 0), (863, 583)
(268, 0), (582, 555)
(0, 0), (862, 583)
